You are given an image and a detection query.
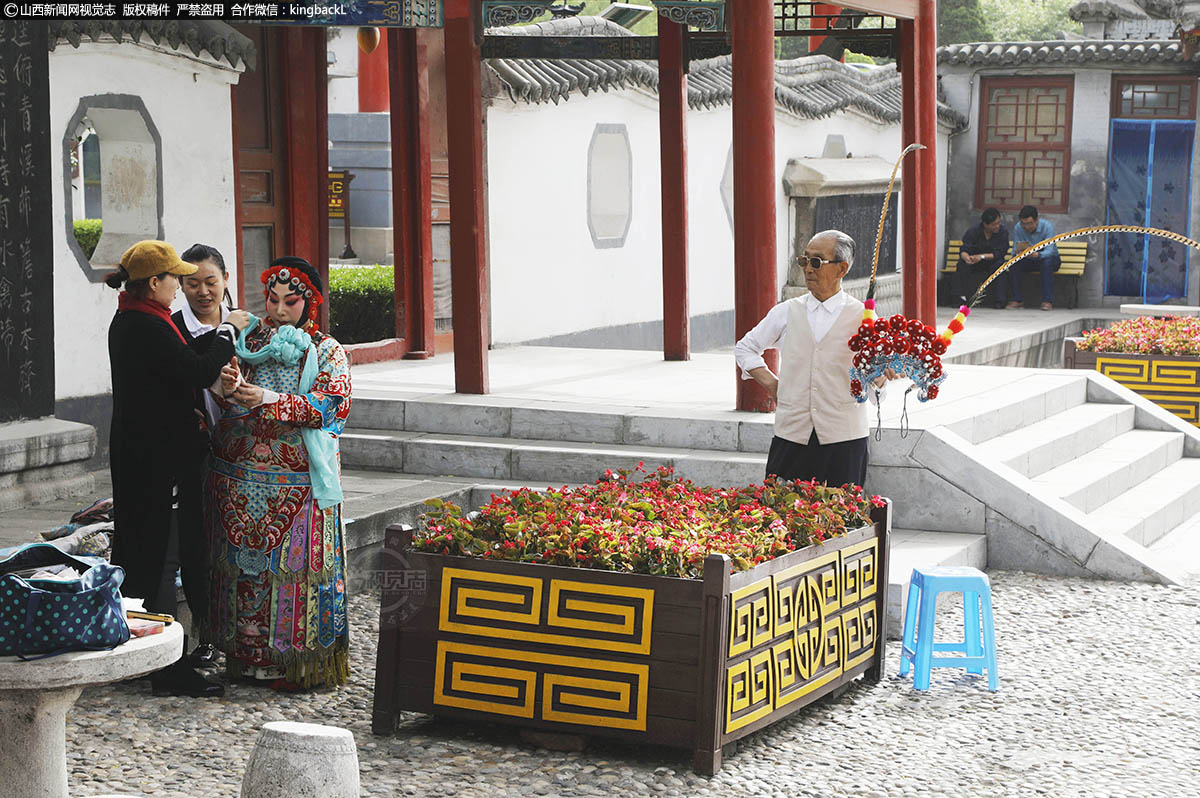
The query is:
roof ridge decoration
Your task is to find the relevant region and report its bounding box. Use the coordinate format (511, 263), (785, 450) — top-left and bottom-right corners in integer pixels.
(46, 20), (255, 69)
(650, 1), (726, 31)
(937, 37), (1199, 64)
(483, 1), (558, 27)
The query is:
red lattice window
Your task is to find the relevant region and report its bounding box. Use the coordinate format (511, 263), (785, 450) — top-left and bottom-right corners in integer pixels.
(975, 77), (1074, 214)
(1112, 75), (1195, 120)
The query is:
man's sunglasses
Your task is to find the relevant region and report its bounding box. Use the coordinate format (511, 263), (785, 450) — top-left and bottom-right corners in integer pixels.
(798, 256), (844, 270)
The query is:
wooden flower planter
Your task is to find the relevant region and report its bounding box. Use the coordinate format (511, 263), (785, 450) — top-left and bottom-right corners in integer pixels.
(371, 503), (891, 774)
(1064, 338), (1200, 427)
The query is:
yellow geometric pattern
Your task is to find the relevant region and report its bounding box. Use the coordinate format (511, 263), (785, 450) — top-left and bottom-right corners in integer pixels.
(1096, 356), (1200, 427)
(725, 538), (879, 733)
(434, 640), (649, 729)
(434, 569), (655, 730)
(439, 569), (654, 654)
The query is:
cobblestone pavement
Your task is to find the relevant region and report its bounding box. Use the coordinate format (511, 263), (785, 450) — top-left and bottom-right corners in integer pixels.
(67, 571), (1199, 798)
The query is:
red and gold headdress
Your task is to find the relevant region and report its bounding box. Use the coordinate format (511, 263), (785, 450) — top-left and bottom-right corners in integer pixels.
(261, 258), (324, 324)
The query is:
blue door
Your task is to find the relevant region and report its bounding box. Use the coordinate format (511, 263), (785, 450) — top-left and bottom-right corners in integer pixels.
(1105, 119), (1195, 301)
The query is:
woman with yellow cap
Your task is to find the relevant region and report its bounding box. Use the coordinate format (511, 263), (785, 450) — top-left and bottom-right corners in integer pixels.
(106, 240), (251, 697)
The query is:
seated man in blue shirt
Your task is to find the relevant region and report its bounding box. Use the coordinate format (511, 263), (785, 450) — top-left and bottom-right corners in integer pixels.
(1007, 204), (1060, 311)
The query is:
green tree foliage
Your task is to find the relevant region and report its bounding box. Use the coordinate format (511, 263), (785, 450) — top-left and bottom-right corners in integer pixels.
(978, 0), (1083, 42)
(938, 0), (991, 45)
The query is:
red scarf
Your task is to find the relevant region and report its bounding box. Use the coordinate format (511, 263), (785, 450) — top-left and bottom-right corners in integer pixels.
(118, 293), (186, 344)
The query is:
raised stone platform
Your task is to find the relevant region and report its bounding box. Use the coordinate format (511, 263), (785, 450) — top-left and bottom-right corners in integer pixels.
(0, 417), (96, 513)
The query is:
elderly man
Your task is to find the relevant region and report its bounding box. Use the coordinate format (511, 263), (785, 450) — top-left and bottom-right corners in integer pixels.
(735, 230), (893, 487)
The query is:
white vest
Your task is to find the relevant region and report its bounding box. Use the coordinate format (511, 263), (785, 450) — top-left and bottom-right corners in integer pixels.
(775, 295), (869, 445)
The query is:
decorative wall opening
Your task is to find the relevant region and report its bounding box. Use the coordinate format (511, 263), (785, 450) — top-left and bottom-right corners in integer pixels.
(587, 123), (633, 249)
(62, 95), (163, 281)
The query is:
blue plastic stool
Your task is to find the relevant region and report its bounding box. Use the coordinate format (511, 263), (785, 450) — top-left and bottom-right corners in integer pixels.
(898, 566), (998, 691)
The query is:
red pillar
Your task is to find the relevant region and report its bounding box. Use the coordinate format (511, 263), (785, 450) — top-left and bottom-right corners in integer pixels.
(659, 19), (690, 361)
(916, 0), (939, 325)
(809, 4), (843, 57)
(444, 0), (489, 393)
(388, 28), (435, 358)
(899, 18), (920, 322)
(900, 3), (940, 325)
(732, 1), (779, 412)
(281, 28), (330, 331)
(358, 30), (390, 112)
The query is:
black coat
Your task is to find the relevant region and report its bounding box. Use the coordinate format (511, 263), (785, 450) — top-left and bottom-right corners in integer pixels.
(108, 309), (233, 601)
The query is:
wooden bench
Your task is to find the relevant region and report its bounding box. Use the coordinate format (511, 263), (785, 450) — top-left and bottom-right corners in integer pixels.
(941, 239), (1087, 308)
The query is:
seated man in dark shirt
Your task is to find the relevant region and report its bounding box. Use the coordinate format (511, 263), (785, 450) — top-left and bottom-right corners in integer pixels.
(953, 207), (1010, 308)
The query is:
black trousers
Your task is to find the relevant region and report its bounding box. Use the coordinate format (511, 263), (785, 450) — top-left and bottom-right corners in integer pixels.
(765, 430), (869, 488)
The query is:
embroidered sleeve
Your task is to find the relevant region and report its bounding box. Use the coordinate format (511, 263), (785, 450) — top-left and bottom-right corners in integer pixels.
(259, 337), (352, 432)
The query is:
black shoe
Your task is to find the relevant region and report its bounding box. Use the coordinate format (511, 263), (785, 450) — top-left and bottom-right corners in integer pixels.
(993, 301), (1005, 309)
(151, 661), (226, 698)
(187, 643), (219, 668)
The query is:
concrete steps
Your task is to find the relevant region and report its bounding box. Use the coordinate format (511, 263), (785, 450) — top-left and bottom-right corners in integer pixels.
(1031, 429), (1184, 514)
(975, 402), (1135, 478)
(341, 428), (768, 488)
(940, 373), (1089, 444)
(1085, 458), (1200, 547)
(349, 395), (776, 453)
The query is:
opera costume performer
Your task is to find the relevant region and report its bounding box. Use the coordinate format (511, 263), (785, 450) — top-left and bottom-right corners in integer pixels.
(205, 257), (353, 690)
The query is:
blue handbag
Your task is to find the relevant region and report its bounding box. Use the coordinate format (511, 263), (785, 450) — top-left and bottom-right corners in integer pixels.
(0, 543), (131, 659)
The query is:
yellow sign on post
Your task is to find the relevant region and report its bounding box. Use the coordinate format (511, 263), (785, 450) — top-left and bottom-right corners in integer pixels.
(328, 171), (356, 259)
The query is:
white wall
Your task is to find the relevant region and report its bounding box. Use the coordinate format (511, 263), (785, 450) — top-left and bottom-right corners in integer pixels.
(327, 26), (360, 114)
(49, 41), (242, 401)
(487, 86), (950, 345)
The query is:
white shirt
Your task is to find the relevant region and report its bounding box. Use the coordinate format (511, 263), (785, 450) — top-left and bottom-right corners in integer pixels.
(734, 290), (887, 403)
(180, 300), (230, 338)
(734, 291), (849, 379)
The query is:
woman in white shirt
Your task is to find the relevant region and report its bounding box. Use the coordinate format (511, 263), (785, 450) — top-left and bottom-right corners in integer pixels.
(170, 243), (233, 675)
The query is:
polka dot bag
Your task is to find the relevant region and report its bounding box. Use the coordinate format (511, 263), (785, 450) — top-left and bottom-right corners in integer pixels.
(0, 543), (130, 659)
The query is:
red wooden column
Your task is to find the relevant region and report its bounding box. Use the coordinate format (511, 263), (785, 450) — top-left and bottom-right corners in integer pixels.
(899, 18), (920, 322)
(359, 29), (390, 112)
(444, 0), (490, 393)
(900, 2), (939, 324)
(732, 1), (779, 412)
(808, 4), (843, 56)
(281, 27), (330, 330)
(916, 0), (939, 324)
(388, 28), (436, 358)
(659, 18), (690, 361)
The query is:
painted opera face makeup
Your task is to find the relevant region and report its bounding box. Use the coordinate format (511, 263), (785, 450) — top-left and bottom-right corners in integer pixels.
(266, 281), (306, 326)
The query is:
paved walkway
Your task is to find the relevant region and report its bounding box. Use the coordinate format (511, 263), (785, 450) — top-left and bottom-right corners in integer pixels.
(65, 572), (1200, 797)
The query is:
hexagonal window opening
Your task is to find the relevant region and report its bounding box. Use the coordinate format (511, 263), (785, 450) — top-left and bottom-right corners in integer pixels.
(62, 95), (164, 281)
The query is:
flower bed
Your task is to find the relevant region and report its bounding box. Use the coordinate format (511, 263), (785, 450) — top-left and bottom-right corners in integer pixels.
(1065, 320), (1200, 427)
(415, 467), (883, 577)
(373, 470), (891, 774)
(1075, 315), (1200, 356)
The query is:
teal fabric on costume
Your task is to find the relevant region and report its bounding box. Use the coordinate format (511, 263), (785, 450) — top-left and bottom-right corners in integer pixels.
(235, 318), (344, 509)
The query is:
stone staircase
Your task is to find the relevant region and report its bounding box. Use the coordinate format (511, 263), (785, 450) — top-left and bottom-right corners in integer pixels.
(870, 368), (1199, 586)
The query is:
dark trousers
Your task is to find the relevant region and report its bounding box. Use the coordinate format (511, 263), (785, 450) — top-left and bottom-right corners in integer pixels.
(1009, 253), (1060, 304)
(765, 430), (869, 488)
(146, 507), (181, 617)
(953, 259), (1006, 305)
(175, 451), (211, 629)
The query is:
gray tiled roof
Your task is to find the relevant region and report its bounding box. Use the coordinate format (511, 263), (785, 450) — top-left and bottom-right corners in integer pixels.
(47, 21), (256, 70)
(487, 17), (966, 129)
(937, 39), (1200, 65)
(1069, 0), (1200, 26)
